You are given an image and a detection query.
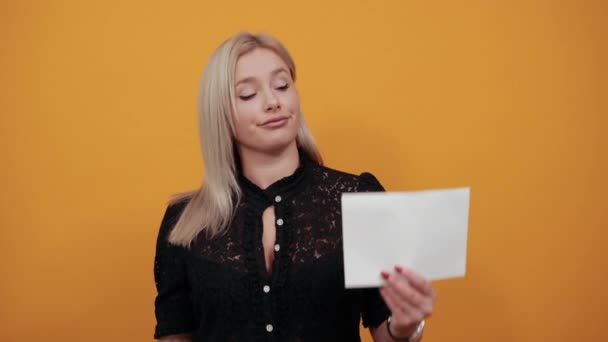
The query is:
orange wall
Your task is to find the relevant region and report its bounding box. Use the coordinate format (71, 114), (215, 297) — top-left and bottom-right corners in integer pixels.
(1, 1), (606, 341)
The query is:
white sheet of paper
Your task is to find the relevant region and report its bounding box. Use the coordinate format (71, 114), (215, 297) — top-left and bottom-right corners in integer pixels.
(341, 187), (470, 288)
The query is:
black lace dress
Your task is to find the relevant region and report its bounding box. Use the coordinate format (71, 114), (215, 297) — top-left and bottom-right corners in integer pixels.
(153, 155), (390, 341)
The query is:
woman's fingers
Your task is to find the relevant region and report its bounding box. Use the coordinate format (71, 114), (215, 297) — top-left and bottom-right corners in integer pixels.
(386, 272), (424, 308)
(379, 285), (419, 321)
(382, 268), (436, 317)
(379, 285), (401, 313)
(395, 265), (435, 298)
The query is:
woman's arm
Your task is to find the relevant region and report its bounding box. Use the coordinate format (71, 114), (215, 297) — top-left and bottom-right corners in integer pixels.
(153, 203), (196, 339)
(370, 320), (421, 342)
(157, 333), (192, 342)
(370, 266), (436, 342)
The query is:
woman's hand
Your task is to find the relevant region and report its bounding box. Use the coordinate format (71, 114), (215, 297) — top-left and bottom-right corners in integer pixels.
(379, 265), (437, 338)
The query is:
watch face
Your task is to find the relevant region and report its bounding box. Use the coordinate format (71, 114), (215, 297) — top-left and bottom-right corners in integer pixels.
(410, 320), (425, 341)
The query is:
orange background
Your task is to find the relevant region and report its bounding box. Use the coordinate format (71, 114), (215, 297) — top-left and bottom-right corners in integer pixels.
(1, 0), (606, 341)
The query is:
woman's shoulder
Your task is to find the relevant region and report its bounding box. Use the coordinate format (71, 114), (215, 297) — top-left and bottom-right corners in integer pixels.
(313, 164), (385, 192)
(166, 192), (194, 214)
(156, 192), (194, 236)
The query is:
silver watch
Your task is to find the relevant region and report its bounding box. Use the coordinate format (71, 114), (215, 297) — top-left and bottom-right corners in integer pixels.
(387, 316), (425, 341)
(407, 319), (425, 341)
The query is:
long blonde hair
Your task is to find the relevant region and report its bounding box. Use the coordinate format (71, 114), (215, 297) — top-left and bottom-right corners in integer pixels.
(168, 32), (322, 247)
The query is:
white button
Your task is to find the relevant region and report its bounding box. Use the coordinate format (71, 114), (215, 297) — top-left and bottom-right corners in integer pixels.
(275, 195), (282, 203)
(263, 285), (270, 293)
(276, 218), (284, 226)
(266, 324), (273, 332)
(274, 244), (280, 252)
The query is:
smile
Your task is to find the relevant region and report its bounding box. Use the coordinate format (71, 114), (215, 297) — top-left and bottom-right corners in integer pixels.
(260, 116), (289, 128)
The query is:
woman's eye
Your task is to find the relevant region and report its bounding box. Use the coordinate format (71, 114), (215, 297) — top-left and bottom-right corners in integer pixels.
(276, 84), (289, 91)
(239, 93), (256, 101)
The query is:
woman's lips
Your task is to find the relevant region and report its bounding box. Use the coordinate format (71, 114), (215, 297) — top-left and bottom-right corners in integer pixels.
(260, 116), (289, 128)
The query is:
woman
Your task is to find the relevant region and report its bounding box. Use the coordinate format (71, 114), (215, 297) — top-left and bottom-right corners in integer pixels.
(153, 32), (436, 342)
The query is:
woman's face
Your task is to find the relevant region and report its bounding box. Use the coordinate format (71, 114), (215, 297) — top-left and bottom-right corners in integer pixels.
(232, 48), (301, 154)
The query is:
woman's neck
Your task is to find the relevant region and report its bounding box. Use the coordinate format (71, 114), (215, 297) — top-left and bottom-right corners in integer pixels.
(238, 142), (300, 189)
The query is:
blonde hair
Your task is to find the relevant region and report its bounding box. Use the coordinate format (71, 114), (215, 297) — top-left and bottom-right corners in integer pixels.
(168, 32), (323, 247)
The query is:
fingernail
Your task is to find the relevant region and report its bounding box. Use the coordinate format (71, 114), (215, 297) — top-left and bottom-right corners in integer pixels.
(381, 271), (390, 280)
(394, 266), (403, 273)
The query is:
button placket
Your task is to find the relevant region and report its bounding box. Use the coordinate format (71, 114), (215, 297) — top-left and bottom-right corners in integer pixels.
(261, 195), (280, 337)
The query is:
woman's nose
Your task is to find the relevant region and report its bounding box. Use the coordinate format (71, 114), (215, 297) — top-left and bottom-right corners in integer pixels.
(264, 90), (281, 112)
(265, 101), (280, 112)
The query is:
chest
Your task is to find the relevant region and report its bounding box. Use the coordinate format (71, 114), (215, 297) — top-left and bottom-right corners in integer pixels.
(261, 206), (277, 274)
(187, 196), (345, 286)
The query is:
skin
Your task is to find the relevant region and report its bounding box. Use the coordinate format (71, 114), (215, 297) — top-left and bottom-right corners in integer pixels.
(158, 47), (436, 342)
(232, 47), (302, 176)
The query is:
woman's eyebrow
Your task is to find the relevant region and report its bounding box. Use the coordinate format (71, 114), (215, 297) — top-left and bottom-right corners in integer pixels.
(235, 67), (289, 86)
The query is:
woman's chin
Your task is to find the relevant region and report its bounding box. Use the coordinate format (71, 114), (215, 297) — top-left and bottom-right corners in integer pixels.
(257, 136), (298, 155)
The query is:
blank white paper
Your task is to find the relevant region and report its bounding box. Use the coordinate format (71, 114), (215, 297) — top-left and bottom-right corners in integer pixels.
(341, 187), (470, 288)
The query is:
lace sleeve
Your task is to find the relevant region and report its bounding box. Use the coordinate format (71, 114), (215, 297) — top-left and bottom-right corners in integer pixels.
(358, 172), (385, 192)
(153, 202), (195, 339)
(357, 172), (391, 328)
